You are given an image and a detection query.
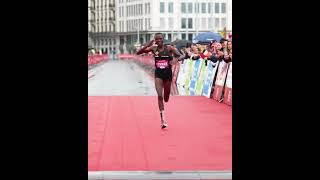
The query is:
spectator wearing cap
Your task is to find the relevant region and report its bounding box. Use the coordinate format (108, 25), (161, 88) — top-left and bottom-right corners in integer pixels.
(220, 38), (228, 53)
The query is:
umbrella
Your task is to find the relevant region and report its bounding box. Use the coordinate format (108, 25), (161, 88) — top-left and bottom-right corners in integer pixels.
(193, 32), (222, 44)
(171, 39), (191, 50)
(163, 39), (172, 45)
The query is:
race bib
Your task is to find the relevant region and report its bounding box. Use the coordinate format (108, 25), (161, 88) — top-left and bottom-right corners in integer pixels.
(155, 60), (169, 69)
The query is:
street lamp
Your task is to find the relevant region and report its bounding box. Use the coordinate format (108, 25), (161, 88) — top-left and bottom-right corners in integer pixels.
(133, 25), (141, 48)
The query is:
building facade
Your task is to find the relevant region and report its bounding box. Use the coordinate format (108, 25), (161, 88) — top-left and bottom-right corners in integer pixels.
(88, 0), (117, 54)
(89, 0), (232, 54)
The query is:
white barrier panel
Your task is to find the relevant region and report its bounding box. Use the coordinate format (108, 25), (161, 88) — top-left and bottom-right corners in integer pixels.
(202, 61), (219, 98)
(195, 60), (208, 95)
(176, 60), (188, 86)
(177, 84), (186, 95)
(223, 62), (232, 105)
(189, 59), (203, 94)
(212, 61), (229, 101)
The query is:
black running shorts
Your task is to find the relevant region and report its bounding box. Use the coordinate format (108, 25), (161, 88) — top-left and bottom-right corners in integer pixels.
(155, 68), (172, 81)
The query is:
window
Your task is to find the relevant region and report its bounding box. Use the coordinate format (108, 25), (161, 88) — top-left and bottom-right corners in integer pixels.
(208, 17), (213, 29)
(140, 19), (143, 30)
(160, 18), (165, 29)
(145, 18), (147, 30)
(221, 3), (226, 13)
(145, 3), (147, 14)
(188, 3), (193, 13)
(201, 3), (206, 13)
(119, 7), (121, 17)
(138, 4), (140, 15)
(195, 17), (200, 28)
(182, 33), (186, 40)
(168, 2), (173, 13)
(181, 2), (186, 13)
(221, 18), (226, 29)
(181, 18), (186, 29)
(208, 3), (212, 13)
(215, 3), (219, 13)
(188, 18), (193, 29)
(168, 34), (172, 41)
(195, 3), (200, 13)
(122, 7), (124, 17)
(128, 20), (130, 31)
(160, 2), (165, 13)
(127, 20), (129, 31)
(135, 19), (137, 30)
(168, 17), (173, 29)
(215, 18), (220, 30)
(188, 34), (193, 41)
(201, 18), (207, 29)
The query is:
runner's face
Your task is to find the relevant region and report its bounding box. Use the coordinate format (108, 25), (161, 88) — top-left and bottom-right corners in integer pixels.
(155, 35), (163, 46)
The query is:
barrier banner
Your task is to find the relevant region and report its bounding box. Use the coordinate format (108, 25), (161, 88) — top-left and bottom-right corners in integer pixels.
(117, 54), (135, 59)
(88, 54), (109, 66)
(176, 60), (188, 86)
(184, 85), (191, 96)
(223, 62), (232, 105)
(171, 62), (180, 84)
(189, 59), (203, 93)
(195, 60), (208, 95)
(184, 59), (195, 89)
(202, 61), (219, 98)
(177, 84), (186, 95)
(212, 61), (229, 101)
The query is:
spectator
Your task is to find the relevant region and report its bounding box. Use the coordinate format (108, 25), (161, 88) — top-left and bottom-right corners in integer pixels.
(224, 41), (232, 63)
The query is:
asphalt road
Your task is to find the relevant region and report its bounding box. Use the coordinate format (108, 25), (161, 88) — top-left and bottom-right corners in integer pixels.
(88, 59), (157, 96)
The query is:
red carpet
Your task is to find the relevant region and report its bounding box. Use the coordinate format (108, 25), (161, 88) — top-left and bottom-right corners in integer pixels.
(88, 96), (232, 171)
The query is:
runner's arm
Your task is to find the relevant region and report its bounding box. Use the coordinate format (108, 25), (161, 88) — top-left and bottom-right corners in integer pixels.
(168, 46), (184, 65)
(136, 40), (155, 55)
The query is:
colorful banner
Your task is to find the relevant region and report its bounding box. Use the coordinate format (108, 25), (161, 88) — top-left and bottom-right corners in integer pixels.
(195, 60), (208, 95)
(212, 61), (229, 101)
(189, 59), (203, 93)
(202, 61), (219, 98)
(176, 60), (188, 86)
(184, 59), (195, 89)
(177, 84), (186, 95)
(223, 62), (232, 105)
